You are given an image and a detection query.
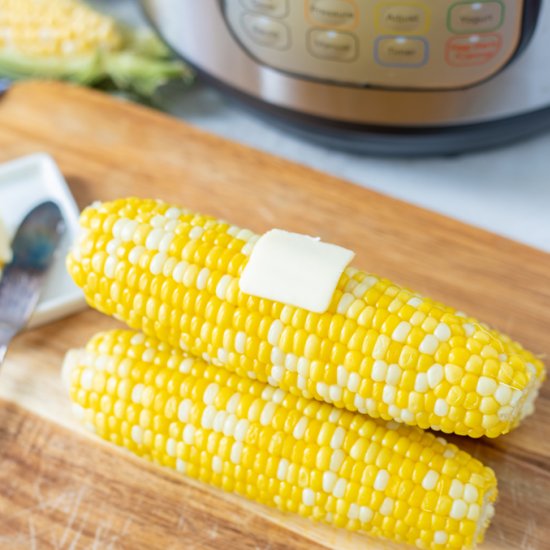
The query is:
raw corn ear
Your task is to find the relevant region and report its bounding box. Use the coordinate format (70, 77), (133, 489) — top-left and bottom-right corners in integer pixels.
(64, 329), (498, 550)
(0, 0), (192, 97)
(67, 198), (546, 438)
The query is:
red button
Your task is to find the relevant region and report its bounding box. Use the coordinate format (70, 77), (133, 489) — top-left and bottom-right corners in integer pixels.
(445, 34), (502, 66)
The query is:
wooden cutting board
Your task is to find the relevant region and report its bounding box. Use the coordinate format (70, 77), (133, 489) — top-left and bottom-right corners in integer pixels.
(0, 81), (548, 550)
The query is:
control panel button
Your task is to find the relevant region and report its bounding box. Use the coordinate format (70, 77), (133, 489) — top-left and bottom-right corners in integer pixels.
(375, 36), (428, 67)
(445, 34), (502, 66)
(448, 1), (504, 33)
(308, 29), (358, 61)
(376, 4), (429, 33)
(240, 0), (288, 18)
(242, 14), (290, 49)
(308, 0), (358, 28)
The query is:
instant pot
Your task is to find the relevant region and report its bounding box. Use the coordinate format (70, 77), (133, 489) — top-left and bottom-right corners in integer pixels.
(141, 0), (549, 155)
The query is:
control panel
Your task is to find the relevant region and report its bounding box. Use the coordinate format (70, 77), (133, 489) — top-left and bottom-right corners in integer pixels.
(223, 0), (524, 89)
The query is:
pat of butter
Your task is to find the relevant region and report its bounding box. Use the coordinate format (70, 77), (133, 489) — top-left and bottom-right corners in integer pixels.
(0, 216), (12, 266)
(239, 229), (355, 313)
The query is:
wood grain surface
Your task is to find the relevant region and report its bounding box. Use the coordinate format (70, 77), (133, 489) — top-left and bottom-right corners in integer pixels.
(0, 81), (548, 550)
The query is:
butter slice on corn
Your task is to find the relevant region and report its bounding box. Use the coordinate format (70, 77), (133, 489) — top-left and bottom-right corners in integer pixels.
(66, 198), (546, 438)
(64, 330), (497, 550)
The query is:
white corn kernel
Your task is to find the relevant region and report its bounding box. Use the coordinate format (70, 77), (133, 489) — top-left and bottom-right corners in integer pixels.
(464, 483), (479, 503)
(434, 323), (451, 342)
(374, 470), (390, 491)
(449, 479), (464, 499)
(277, 458), (289, 481)
(213, 410), (226, 432)
(179, 358), (194, 373)
(382, 385), (396, 405)
(427, 364), (444, 388)
(495, 383), (513, 405)
(422, 470), (439, 491)
(434, 398), (449, 417)
(420, 334), (439, 355)
(81, 368), (94, 391)
(347, 372), (360, 392)
(450, 499), (468, 520)
(330, 427), (345, 449)
(386, 364), (402, 386)
(272, 389), (286, 404)
(201, 405), (216, 430)
(330, 450), (345, 472)
(203, 383), (219, 405)
(270, 346), (285, 366)
(337, 293), (355, 314)
(373, 335), (391, 359)
(267, 320), (283, 346)
(347, 503), (359, 520)
(292, 417), (309, 440)
(498, 405), (514, 420)
(467, 504), (481, 521)
(371, 360), (388, 382)
(260, 402), (277, 426)
(359, 506), (373, 523)
(196, 268), (210, 290)
(178, 399), (193, 423)
(380, 497), (394, 516)
(302, 488), (315, 506)
(223, 414), (238, 437)
(230, 442), (243, 464)
(234, 332), (246, 354)
(131, 425), (143, 445)
(166, 438), (176, 457)
(131, 383), (144, 404)
(270, 365), (285, 383)
(337, 365), (349, 387)
(145, 228), (164, 250)
(414, 373), (428, 393)
(216, 275), (232, 300)
(226, 394), (240, 414)
(234, 419), (249, 442)
(212, 456), (223, 474)
(477, 376), (497, 396)
(189, 226), (204, 240)
(158, 233), (173, 253)
(392, 321), (411, 343)
(333, 478), (347, 498)
(323, 471), (337, 493)
(183, 424), (195, 445)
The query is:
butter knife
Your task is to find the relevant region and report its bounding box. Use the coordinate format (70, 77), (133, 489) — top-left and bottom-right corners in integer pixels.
(0, 201), (65, 365)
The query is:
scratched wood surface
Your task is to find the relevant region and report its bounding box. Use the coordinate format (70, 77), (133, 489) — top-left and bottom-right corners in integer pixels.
(0, 81), (548, 549)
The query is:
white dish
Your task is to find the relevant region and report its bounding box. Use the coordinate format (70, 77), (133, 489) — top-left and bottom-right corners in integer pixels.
(0, 153), (86, 328)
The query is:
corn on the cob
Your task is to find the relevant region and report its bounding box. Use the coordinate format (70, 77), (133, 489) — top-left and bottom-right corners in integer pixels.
(0, 0), (191, 97)
(64, 329), (497, 550)
(67, 198), (546, 438)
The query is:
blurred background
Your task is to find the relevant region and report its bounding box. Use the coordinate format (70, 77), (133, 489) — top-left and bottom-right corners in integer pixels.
(3, 0), (549, 251)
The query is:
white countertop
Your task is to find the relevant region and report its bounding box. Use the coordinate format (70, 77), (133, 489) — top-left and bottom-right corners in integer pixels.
(96, 0), (550, 253)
